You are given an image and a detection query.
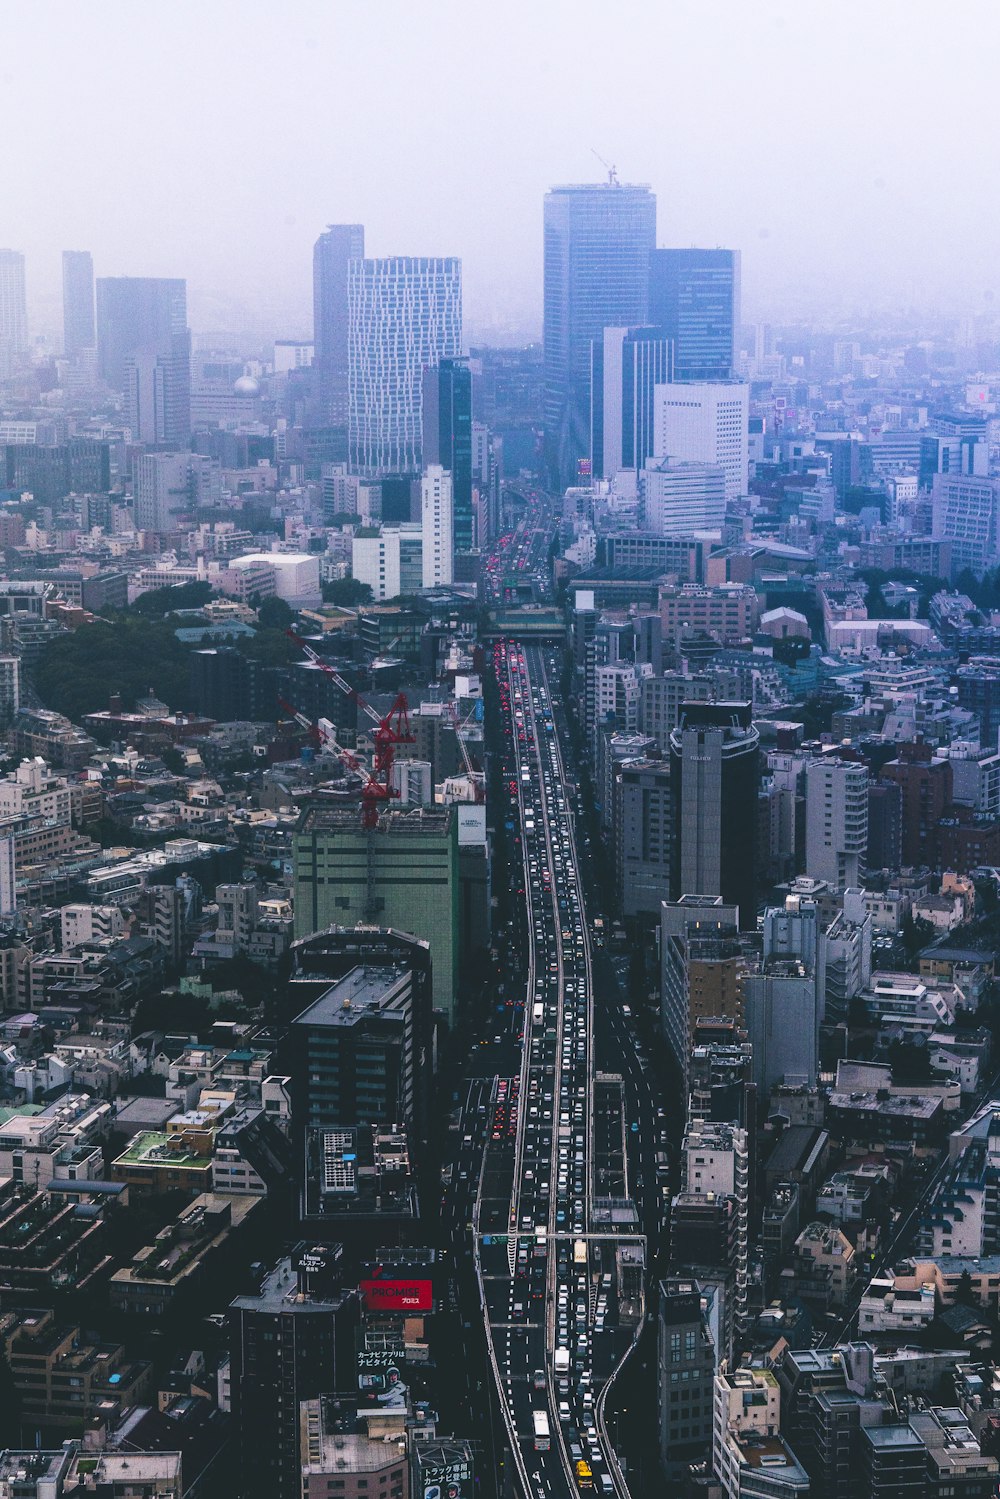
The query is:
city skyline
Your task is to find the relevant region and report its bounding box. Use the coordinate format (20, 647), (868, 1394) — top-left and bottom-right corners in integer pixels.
(7, 0), (1000, 345)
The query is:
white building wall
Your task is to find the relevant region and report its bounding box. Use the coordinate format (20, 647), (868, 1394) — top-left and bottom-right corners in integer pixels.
(654, 381), (749, 501)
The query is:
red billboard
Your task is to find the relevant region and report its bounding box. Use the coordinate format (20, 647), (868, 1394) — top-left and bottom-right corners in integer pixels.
(361, 1278), (433, 1312)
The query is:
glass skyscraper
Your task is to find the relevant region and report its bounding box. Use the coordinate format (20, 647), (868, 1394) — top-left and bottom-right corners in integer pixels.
(313, 223), (365, 431)
(543, 182), (656, 490)
(422, 356), (473, 550)
(348, 257), (462, 476)
(62, 250), (95, 356)
(590, 325), (673, 480)
(95, 276), (188, 390)
(648, 248), (740, 382)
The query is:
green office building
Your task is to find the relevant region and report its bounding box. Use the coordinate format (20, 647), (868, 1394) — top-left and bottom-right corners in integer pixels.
(293, 805), (459, 1018)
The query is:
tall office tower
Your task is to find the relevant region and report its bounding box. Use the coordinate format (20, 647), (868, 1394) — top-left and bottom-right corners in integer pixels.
(61, 251), (95, 356)
(932, 471), (1000, 576)
(669, 702), (759, 920)
(348, 257), (462, 475)
(0, 250), (28, 376)
(654, 380), (749, 502)
(422, 356), (473, 549)
(641, 456), (726, 535)
(543, 181), (657, 489)
(657, 1277), (716, 1475)
(313, 223), (365, 431)
(229, 1247), (358, 1499)
(127, 341), (192, 445)
(95, 275), (188, 389)
(420, 464), (454, 588)
(804, 758), (868, 890)
(648, 248), (739, 381)
(590, 325), (672, 480)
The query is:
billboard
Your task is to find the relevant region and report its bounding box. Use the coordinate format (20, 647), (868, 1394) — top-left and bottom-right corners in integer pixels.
(419, 1454), (473, 1499)
(361, 1278), (433, 1312)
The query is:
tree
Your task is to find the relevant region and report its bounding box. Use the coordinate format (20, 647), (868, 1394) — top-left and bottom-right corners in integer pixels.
(132, 581), (213, 617)
(954, 1269), (977, 1308)
(255, 596), (294, 630)
(322, 577), (374, 608)
(35, 618), (197, 722)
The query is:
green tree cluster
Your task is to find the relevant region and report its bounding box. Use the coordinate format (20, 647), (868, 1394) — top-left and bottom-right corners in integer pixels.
(35, 618), (196, 721)
(131, 581), (214, 617)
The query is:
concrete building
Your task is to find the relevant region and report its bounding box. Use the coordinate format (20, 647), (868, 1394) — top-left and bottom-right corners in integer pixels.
(654, 380), (749, 501)
(299, 1399), (409, 1499)
(293, 807), (459, 1017)
(641, 456), (727, 535)
(348, 257), (462, 475)
(684, 1120), (750, 1329)
(352, 525), (423, 602)
(713, 1366), (808, 1499)
(932, 472), (1000, 576)
(658, 1276), (715, 1473)
(420, 465), (454, 588)
(744, 961), (819, 1094)
(805, 758), (868, 891)
(661, 895), (744, 1086)
(669, 702), (759, 920)
(591, 325), (672, 481)
(615, 757), (672, 920)
(659, 583), (757, 646)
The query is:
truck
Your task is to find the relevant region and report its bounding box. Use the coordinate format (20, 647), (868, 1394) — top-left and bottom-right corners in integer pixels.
(533, 1410), (551, 1451)
(575, 1460), (594, 1490)
(573, 1239), (587, 1267)
(554, 1347), (570, 1373)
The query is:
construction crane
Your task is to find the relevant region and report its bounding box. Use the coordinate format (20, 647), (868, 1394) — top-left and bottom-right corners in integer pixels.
(288, 634), (414, 830)
(591, 148), (619, 186)
(444, 699), (486, 803)
(277, 698), (342, 758)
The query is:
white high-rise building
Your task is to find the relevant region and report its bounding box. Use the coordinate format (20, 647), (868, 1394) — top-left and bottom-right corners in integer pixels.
(348, 257), (462, 475)
(351, 524), (423, 602)
(654, 381), (749, 501)
(641, 457), (726, 535)
(805, 758), (868, 890)
(932, 472), (1000, 577)
(0, 250), (28, 377)
(420, 465), (454, 588)
(682, 1119), (749, 1326)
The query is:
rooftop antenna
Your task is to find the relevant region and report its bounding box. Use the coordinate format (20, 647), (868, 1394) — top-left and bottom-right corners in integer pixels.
(591, 148), (619, 186)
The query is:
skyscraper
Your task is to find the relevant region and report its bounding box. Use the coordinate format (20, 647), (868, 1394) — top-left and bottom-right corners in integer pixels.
(591, 325), (672, 480)
(313, 223), (365, 432)
(95, 276), (188, 392)
(348, 257), (462, 475)
(543, 181), (656, 489)
(127, 341), (192, 446)
(61, 251), (95, 356)
(654, 381), (749, 501)
(422, 356), (473, 549)
(0, 250), (28, 376)
(648, 248), (740, 381)
(669, 702), (759, 920)
(421, 464), (454, 588)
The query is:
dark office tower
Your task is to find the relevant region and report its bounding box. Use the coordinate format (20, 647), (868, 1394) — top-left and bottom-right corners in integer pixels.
(229, 1246), (358, 1499)
(423, 356), (473, 550)
(543, 181), (656, 490)
(648, 248), (739, 382)
(61, 251), (94, 355)
(590, 324), (672, 480)
(669, 702), (759, 923)
(313, 223), (365, 429)
(95, 276), (187, 391)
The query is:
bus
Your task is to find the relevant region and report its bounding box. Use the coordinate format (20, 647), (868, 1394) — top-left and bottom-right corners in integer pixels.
(533, 1410), (551, 1451)
(575, 1459), (593, 1489)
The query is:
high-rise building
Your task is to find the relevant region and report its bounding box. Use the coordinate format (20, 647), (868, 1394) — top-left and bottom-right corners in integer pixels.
(669, 702), (759, 918)
(641, 456), (726, 535)
(932, 471), (1000, 576)
(420, 465), (454, 589)
(684, 1120), (751, 1332)
(351, 524), (424, 601)
(1, 440), (111, 505)
(134, 451), (219, 532)
(654, 381), (749, 501)
(543, 181), (657, 489)
(95, 276), (188, 408)
(293, 806), (459, 1016)
(804, 758), (868, 890)
(422, 356), (473, 550)
(127, 341), (192, 446)
(229, 1247), (358, 1499)
(348, 257), (462, 475)
(648, 248), (739, 382)
(0, 250), (28, 376)
(313, 223), (365, 431)
(713, 1365), (808, 1499)
(660, 894), (744, 1085)
(61, 251), (95, 356)
(657, 1277), (716, 1474)
(591, 325), (672, 480)
(615, 756), (672, 920)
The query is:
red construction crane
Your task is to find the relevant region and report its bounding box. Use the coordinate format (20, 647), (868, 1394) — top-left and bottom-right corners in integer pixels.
(444, 699), (485, 803)
(288, 635), (415, 829)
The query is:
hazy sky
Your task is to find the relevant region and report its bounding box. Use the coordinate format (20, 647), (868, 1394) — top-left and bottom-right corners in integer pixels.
(6, 0), (999, 344)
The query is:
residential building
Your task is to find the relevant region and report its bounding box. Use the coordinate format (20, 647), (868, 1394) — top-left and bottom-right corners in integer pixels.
(229, 1247), (359, 1499)
(713, 1366), (808, 1499)
(0, 1307), (152, 1429)
(420, 465), (454, 588)
(661, 895), (744, 1085)
(348, 257), (462, 475)
(648, 248), (739, 382)
(805, 758), (869, 890)
(654, 380), (749, 501)
(684, 1120), (750, 1329)
(543, 180), (657, 488)
(352, 525), (423, 601)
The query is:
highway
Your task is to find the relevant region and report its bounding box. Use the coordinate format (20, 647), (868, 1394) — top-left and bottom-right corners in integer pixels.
(472, 497), (645, 1499)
